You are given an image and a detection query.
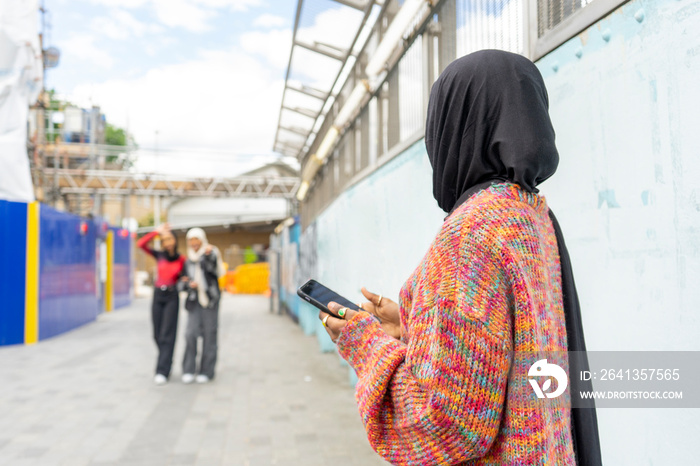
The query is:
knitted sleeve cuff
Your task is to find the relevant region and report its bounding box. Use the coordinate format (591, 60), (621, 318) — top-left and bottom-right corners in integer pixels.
(336, 312), (401, 374)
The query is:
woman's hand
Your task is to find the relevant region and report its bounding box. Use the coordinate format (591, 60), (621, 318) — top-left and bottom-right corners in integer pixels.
(359, 287), (401, 340)
(155, 223), (170, 235)
(319, 302), (359, 343)
(204, 244), (213, 255)
(189, 281), (198, 289)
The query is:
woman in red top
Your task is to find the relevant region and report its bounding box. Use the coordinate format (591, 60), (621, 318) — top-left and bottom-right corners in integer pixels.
(137, 223), (186, 385)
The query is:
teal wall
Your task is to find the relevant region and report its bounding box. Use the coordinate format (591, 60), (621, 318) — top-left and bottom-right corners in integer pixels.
(299, 141), (445, 377)
(535, 0), (700, 463)
(284, 0), (700, 461)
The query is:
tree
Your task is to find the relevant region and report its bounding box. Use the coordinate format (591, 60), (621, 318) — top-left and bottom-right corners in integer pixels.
(138, 212), (155, 228)
(105, 124), (127, 146)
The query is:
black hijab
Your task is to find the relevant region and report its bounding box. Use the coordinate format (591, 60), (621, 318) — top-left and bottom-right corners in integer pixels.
(426, 50), (602, 466)
(426, 49), (559, 213)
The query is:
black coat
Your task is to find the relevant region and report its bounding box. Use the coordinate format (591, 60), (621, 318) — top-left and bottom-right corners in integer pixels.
(180, 253), (221, 310)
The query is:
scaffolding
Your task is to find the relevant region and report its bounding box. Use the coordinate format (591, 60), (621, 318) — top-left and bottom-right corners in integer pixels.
(42, 169), (300, 198)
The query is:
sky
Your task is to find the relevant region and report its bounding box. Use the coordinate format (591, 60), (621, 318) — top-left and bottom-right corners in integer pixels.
(38, 1), (526, 177)
(44, 0), (299, 176)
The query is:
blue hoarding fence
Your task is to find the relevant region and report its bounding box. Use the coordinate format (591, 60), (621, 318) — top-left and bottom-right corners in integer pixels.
(0, 201), (133, 346)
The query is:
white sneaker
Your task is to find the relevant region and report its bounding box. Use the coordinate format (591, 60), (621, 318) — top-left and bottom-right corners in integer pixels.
(182, 373), (195, 384)
(195, 374), (210, 384)
(154, 374), (167, 385)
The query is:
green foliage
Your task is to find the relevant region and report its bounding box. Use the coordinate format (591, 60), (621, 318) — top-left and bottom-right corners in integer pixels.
(138, 212), (155, 228)
(105, 124), (127, 146)
(244, 246), (258, 264)
(46, 89), (69, 111)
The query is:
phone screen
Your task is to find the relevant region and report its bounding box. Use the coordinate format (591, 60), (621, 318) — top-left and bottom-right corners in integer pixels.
(297, 279), (362, 314)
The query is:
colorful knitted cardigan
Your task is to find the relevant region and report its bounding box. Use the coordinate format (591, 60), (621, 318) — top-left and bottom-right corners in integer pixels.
(337, 183), (575, 465)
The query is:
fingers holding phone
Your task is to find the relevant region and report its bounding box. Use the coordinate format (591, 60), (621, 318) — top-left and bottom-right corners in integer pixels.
(320, 301), (358, 342)
(361, 287), (401, 340)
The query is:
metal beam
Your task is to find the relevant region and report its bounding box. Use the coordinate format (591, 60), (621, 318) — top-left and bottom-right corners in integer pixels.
(282, 105), (318, 119)
(285, 83), (329, 100)
(274, 0), (379, 161)
(39, 169), (300, 199)
(272, 0), (305, 157)
(275, 140), (305, 151)
(329, 0), (367, 10)
(279, 125), (311, 137)
(294, 40), (347, 61)
(274, 144), (305, 158)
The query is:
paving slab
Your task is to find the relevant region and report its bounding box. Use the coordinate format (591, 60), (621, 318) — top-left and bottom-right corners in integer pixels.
(0, 295), (388, 465)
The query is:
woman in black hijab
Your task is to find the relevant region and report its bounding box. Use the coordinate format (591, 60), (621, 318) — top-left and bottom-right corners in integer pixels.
(426, 49), (602, 466)
(320, 50), (601, 465)
(425, 49), (559, 211)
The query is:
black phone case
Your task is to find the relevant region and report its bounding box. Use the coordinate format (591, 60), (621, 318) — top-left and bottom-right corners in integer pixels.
(296, 280), (363, 315)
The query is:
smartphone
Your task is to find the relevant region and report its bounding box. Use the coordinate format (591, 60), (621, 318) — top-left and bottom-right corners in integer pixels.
(297, 279), (364, 316)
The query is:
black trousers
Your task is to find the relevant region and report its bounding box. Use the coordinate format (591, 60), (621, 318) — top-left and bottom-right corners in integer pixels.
(152, 288), (179, 377)
(182, 303), (219, 379)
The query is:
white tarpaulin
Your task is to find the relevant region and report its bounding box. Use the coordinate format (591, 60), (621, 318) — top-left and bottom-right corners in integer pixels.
(0, 0), (42, 202)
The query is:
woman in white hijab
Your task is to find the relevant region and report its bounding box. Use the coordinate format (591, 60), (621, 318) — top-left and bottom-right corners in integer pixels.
(180, 228), (226, 384)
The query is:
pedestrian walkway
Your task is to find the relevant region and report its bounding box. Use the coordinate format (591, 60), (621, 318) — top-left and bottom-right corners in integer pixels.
(0, 295), (388, 466)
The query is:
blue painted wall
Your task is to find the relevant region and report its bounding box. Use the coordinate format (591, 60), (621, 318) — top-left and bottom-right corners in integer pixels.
(39, 206), (99, 340)
(536, 0), (700, 352)
(0, 203), (133, 345)
(534, 0), (700, 463)
(283, 0), (700, 460)
(279, 221), (302, 321)
(298, 141), (446, 375)
(111, 227), (133, 309)
(0, 200), (27, 345)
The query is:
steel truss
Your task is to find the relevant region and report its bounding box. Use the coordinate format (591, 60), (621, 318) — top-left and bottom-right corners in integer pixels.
(39, 168), (301, 199)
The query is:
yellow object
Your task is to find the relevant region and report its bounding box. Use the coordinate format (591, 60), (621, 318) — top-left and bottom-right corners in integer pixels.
(24, 202), (40, 345)
(105, 230), (114, 312)
(227, 263), (270, 294)
(218, 262), (229, 290)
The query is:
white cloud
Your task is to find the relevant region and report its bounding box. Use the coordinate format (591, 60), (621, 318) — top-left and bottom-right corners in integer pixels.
(59, 34), (115, 69)
(151, 0), (214, 32)
(91, 9), (162, 40)
(456, 0), (524, 57)
(88, 0), (262, 10)
(239, 28), (292, 69)
(193, 0), (263, 10)
(296, 7), (363, 51)
(70, 47), (285, 159)
(279, 7), (363, 90)
(86, 0), (264, 32)
(143, 35), (176, 57)
(253, 13), (287, 28)
(87, 0), (149, 8)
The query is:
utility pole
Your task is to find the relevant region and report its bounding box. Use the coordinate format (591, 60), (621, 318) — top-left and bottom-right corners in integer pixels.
(122, 193), (131, 228)
(90, 108), (101, 217)
(155, 129), (159, 173)
(153, 129), (161, 247)
(37, 0), (47, 202)
(153, 195), (161, 249)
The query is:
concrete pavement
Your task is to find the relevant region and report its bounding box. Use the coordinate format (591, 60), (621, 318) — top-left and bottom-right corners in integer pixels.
(0, 295), (388, 466)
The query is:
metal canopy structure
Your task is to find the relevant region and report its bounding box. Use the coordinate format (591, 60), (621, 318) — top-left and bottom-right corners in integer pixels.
(272, 0), (381, 161)
(40, 168), (300, 199)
